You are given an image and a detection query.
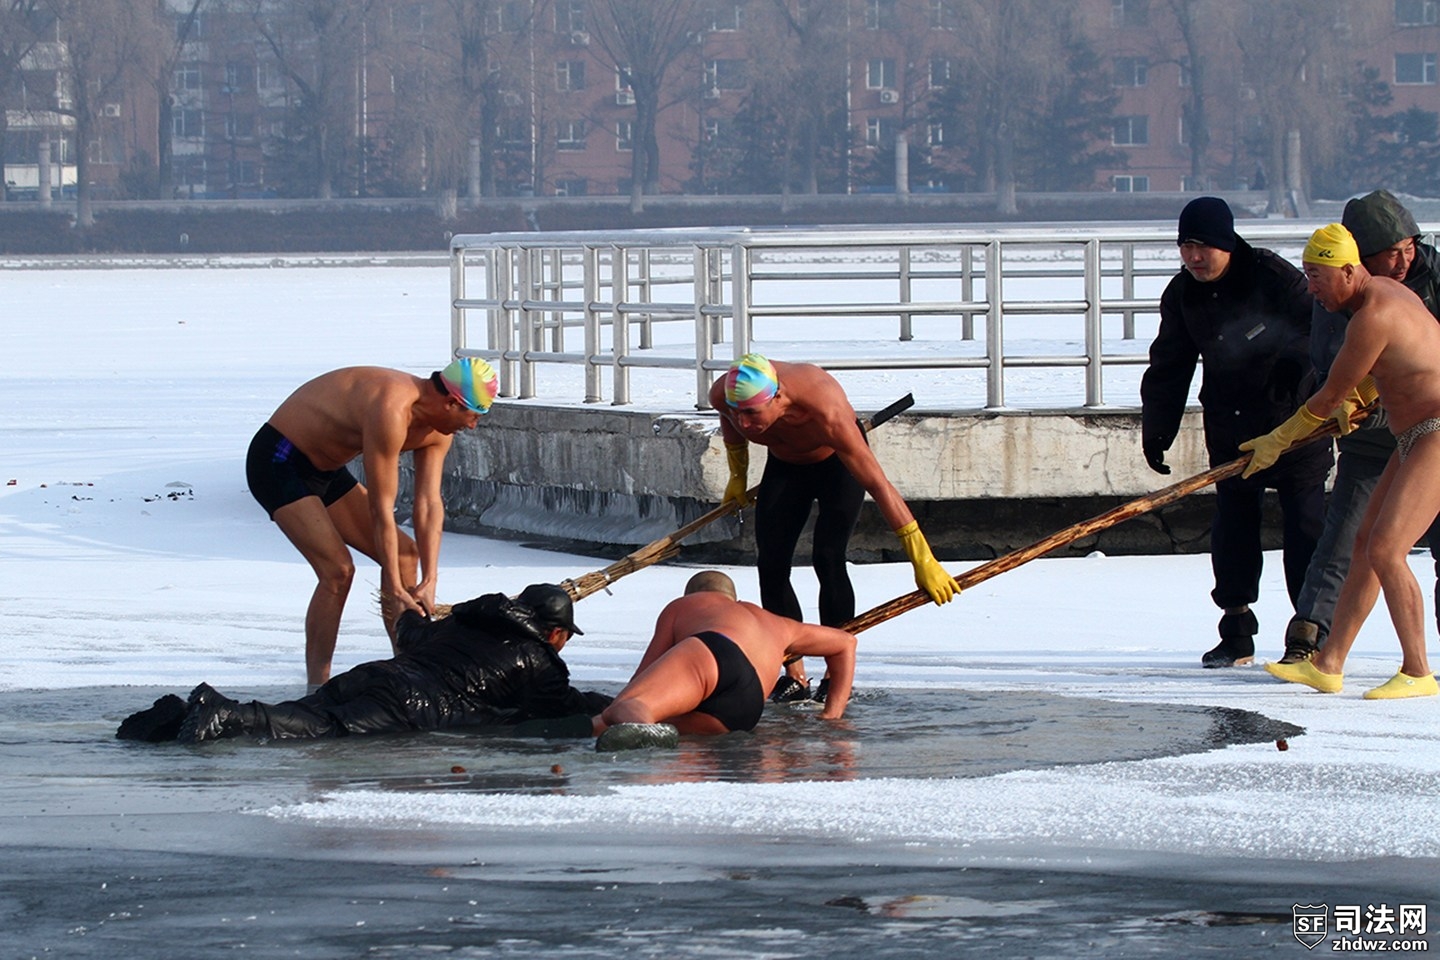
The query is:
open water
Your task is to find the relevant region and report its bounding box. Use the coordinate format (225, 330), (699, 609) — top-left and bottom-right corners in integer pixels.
(6, 685), (1432, 958)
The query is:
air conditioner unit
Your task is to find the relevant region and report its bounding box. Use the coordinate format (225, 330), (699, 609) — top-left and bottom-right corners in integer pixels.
(703, 86), (720, 99)
(103, 103), (122, 117)
(615, 90), (634, 105)
(502, 91), (523, 107)
(878, 89), (899, 104)
(570, 31), (590, 46)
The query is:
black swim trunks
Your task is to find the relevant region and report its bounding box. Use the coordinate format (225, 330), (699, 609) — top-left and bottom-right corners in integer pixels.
(246, 422), (358, 519)
(692, 630), (765, 732)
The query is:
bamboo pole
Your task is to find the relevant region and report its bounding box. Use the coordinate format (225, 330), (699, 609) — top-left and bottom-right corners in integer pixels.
(838, 410), (1365, 637)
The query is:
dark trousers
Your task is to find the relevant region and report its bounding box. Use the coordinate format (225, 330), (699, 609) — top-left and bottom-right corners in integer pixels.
(243, 662), (416, 739)
(1209, 464), (1327, 612)
(755, 454), (864, 626)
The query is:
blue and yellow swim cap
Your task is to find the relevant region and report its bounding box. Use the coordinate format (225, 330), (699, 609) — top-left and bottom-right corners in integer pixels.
(724, 354), (779, 409)
(438, 357), (499, 414)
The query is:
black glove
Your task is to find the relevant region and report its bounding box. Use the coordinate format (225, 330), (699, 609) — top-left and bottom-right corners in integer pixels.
(1143, 437), (1171, 475)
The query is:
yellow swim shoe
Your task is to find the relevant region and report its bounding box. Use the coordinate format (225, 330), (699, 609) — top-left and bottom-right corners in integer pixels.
(1264, 659), (1343, 693)
(1362, 671), (1439, 700)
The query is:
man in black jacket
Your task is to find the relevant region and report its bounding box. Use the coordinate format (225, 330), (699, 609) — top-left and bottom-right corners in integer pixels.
(1141, 197), (1330, 668)
(116, 583), (610, 742)
(1276, 190), (1440, 664)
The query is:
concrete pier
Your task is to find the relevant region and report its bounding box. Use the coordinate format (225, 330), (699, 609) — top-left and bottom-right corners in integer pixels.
(423, 405), (1241, 563)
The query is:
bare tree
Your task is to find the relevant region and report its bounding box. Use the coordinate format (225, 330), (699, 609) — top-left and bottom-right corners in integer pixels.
(589, 0), (704, 212)
(141, 0), (206, 199)
(0, 0), (49, 201)
(1230, 0), (1360, 214)
(944, 0), (1077, 213)
(249, 0), (372, 198)
(45, 0), (148, 225)
(745, 0), (849, 195)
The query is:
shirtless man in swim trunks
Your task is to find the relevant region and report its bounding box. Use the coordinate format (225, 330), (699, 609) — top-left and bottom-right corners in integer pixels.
(1240, 224), (1440, 699)
(247, 359), (498, 687)
(710, 354), (957, 700)
(592, 571), (857, 747)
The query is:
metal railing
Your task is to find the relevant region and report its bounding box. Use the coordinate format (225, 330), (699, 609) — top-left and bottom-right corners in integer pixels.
(447, 222), (1352, 411)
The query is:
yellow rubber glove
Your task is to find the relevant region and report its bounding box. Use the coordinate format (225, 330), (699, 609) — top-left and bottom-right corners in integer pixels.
(1333, 375), (1379, 436)
(896, 521), (960, 604)
(1238, 405), (1325, 478)
(723, 442), (753, 507)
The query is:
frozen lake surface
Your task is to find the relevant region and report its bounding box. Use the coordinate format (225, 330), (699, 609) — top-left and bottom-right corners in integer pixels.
(1, 258), (1436, 957)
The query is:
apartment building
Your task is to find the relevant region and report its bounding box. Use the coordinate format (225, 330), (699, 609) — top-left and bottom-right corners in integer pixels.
(3, 0), (1438, 202)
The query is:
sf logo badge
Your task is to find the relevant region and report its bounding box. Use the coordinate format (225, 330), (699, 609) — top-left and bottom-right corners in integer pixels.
(1292, 903), (1329, 949)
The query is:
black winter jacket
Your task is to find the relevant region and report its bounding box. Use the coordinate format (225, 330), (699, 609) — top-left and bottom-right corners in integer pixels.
(363, 593), (610, 730)
(1141, 237), (1329, 474)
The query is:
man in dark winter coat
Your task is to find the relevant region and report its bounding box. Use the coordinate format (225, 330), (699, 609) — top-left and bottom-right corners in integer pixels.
(1276, 189), (1440, 664)
(1141, 196), (1330, 668)
(116, 584), (610, 743)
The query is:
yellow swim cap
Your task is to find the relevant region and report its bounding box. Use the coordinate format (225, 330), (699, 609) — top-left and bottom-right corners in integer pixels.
(1302, 223), (1361, 268)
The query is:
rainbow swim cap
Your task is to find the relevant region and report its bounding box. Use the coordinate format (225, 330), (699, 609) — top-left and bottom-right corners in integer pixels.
(1303, 223), (1361, 269)
(724, 354), (779, 409)
(438, 357), (499, 414)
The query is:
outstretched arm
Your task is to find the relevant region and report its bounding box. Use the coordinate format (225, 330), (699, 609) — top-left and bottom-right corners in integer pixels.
(407, 436), (453, 615)
(360, 404), (424, 619)
(787, 624), (856, 720)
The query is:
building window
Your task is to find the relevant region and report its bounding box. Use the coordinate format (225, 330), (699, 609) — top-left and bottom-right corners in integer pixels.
(172, 108), (203, 139)
(929, 0), (956, 29)
(555, 178), (587, 196)
(704, 118), (734, 142)
(556, 60), (586, 91)
(616, 120), (633, 151)
(866, 58), (896, 89)
(1112, 174), (1149, 192)
(615, 68), (634, 104)
(708, 1), (743, 31)
(555, 0), (586, 32)
(1178, 59), (1191, 87)
(1114, 57), (1147, 87)
(704, 59), (745, 95)
(258, 60), (283, 91)
(556, 119), (587, 150)
(1395, 52), (1437, 84)
(865, 0), (896, 29)
(175, 63), (201, 92)
(1112, 115), (1149, 145)
(929, 57), (951, 88)
(1112, 0), (1148, 27)
(1177, 113), (1187, 145)
(865, 116), (897, 147)
(224, 113), (254, 140)
(224, 62), (253, 92)
(498, 119), (528, 146)
(1396, 0), (1439, 25)
(927, 121), (945, 147)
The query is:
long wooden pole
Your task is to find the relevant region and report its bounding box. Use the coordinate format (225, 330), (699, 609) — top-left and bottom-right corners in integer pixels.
(839, 411), (1365, 636)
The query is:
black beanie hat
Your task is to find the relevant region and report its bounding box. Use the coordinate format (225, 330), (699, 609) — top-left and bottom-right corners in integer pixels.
(1177, 196), (1237, 252)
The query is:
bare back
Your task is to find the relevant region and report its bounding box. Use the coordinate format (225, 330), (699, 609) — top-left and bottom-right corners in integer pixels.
(268, 367), (448, 470)
(646, 591), (856, 695)
(1326, 278), (1440, 433)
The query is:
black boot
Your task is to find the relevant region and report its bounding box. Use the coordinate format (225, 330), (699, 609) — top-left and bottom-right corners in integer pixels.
(1279, 617), (1320, 664)
(116, 693), (188, 741)
(1202, 607), (1257, 668)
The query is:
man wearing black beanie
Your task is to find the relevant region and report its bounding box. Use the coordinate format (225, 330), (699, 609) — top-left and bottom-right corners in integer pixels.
(1141, 197), (1330, 668)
